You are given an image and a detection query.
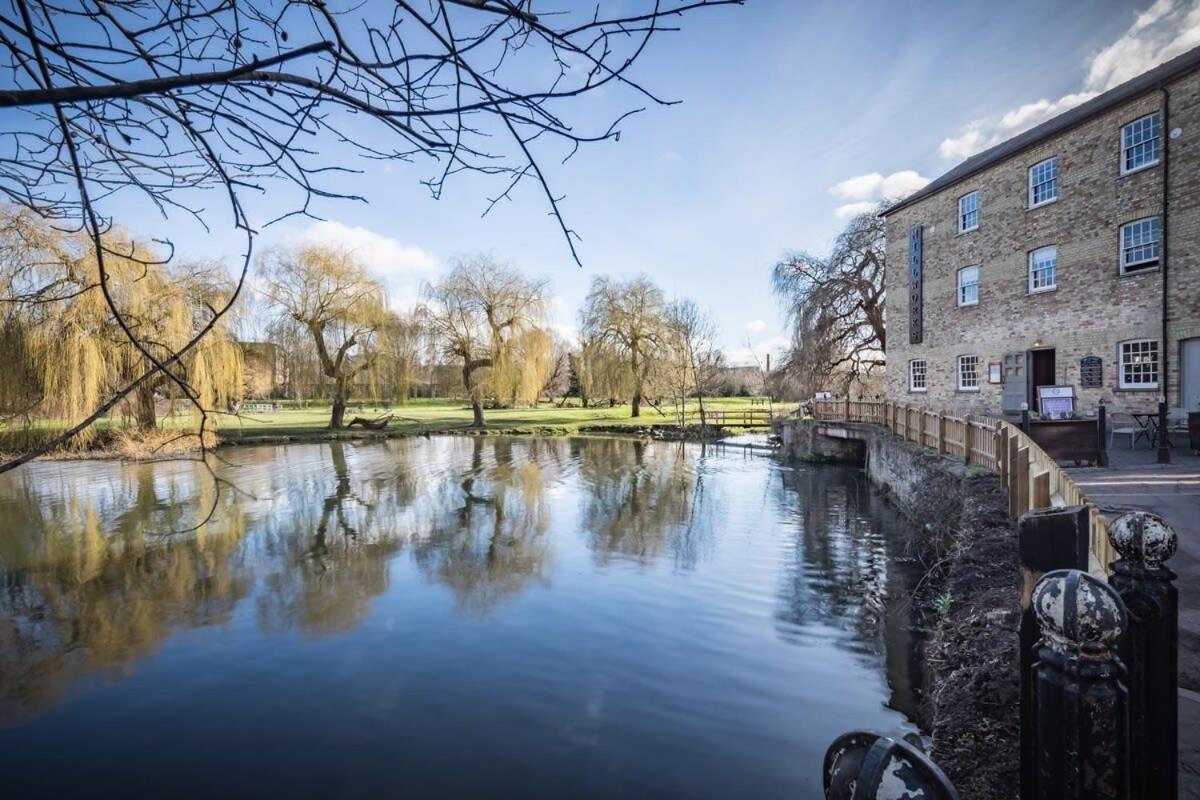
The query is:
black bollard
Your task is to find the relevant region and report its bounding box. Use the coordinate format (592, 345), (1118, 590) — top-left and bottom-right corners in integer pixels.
(1018, 506), (1090, 799)
(1108, 511), (1178, 800)
(1021, 402), (1031, 434)
(1030, 569), (1130, 799)
(823, 730), (959, 800)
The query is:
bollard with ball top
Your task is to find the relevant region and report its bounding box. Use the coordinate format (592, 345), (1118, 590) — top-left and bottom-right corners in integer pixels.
(1108, 511), (1177, 800)
(823, 729), (959, 800)
(1030, 569), (1130, 799)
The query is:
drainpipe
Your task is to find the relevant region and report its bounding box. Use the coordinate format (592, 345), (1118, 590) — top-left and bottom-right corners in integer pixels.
(1158, 86), (1171, 464)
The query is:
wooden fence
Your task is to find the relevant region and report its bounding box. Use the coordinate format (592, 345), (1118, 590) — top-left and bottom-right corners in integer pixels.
(811, 398), (1114, 575)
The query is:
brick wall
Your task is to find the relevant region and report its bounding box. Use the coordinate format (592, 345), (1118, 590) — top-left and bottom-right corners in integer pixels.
(884, 69), (1200, 418)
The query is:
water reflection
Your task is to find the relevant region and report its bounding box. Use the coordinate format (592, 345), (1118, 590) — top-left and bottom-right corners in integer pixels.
(0, 437), (931, 798)
(773, 465), (928, 720)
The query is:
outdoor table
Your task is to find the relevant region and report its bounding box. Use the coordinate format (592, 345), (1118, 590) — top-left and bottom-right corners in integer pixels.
(1131, 412), (1173, 448)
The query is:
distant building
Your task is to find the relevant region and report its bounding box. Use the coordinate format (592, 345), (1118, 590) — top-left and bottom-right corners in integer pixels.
(882, 46), (1200, 418)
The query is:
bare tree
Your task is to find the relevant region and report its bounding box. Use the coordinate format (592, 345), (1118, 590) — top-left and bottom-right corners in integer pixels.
(0, 0), (741, 471)
(771, 210), (885, 397)
(664, 299), (724, 426)
(579, 275), (667, 418)
(259, 244), (390, 429)
(422, 256), (546, 427)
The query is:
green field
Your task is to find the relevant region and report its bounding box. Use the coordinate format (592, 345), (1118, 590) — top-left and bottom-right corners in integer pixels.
(217, 396), (789, 441)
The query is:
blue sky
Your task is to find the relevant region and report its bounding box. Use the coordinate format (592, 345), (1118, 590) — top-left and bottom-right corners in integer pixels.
(78, 0), (1200, 363)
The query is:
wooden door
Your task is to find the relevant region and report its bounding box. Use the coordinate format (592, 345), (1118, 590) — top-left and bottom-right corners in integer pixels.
(1002, 351), (1028, 413)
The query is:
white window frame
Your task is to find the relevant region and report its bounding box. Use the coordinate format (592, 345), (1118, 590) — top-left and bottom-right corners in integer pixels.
(956, 355), (981, 392)
(957, 265), (979, 307)
(958, 191), (979, 233)
(1121, 112), (1161, 176)
(908, 359), (927, 393)
(1119, 217), (1161, 274)
(1028, 157), (1059, 208)
(1028, 246), (1057, 294)
(1118, 339), (1159, 390)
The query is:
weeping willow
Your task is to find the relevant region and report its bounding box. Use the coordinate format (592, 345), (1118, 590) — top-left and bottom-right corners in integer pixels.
(0, 207), (243, 447)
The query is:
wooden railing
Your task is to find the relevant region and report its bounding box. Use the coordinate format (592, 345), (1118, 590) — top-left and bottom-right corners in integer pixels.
(811, 398), (1114, 575)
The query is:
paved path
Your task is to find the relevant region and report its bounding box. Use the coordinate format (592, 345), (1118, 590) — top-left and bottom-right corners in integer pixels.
(1067, 448), (1200, 797)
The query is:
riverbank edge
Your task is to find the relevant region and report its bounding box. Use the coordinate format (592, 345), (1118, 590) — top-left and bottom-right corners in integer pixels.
(2, 421), (752, 464)
(776, 419), (1019, 799)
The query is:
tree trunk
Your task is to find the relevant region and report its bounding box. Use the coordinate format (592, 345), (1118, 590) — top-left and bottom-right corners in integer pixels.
(330, 398), (346, 429)
(135, 384), (157, 430)
(463, 359), (487, 428)
(631, 392), (641, 418)
(330, 377), (349, 429)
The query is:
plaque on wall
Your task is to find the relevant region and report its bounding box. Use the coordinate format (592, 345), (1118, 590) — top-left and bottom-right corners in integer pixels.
(1080, 356), (1102, 388)
(908, 225), (923, 344)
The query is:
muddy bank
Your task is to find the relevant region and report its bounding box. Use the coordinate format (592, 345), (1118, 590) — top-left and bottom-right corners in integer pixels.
(923, 474), (1020, 799)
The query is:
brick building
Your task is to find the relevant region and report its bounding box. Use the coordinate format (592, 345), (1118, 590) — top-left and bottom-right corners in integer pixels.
(882, 46), (1200, 419)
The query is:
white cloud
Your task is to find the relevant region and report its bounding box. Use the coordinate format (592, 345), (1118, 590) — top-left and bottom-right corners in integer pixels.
(300, 220), (438, 278)
(744, 319), (767, 333)
(939, 0), (1200, 161)
(299, 219), (439, 310)
(827, 170), (930, 218)
(829, 170), (930, 201)
(835, 201), (880, 219)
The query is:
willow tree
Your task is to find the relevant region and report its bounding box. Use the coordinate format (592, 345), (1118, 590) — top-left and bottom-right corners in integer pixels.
(0, 208), (242, 446)
(772, 211), (886, 397)
(423, 257), (547, 426)
(579, 276), (667, 417)
(259, 245), (390, 429)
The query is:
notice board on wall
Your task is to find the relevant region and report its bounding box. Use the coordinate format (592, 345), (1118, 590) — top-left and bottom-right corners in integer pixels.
(1080, 356), (1102, 388)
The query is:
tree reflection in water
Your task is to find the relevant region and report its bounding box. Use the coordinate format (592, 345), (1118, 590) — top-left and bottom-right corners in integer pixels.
(0, 437), (927, 736)
(772, 464), (929, 721)
(574, 438), (712, 570)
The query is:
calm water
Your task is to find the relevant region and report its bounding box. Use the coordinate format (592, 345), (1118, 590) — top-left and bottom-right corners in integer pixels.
(0, 436), (929, 798)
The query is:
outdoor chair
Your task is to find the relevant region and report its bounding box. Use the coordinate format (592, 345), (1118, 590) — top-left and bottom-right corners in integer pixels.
(1108, 412), (1138, 450)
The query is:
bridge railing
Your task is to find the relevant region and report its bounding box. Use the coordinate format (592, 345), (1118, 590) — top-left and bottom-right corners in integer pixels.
(810, 398), (1114, 574)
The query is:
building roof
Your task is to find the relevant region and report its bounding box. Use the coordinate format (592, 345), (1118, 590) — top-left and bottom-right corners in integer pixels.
(882, 44), (1200, 217)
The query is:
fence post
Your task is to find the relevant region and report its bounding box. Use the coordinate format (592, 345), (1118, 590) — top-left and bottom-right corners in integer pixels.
(1031, 470), (1050, 509)
(1018, 507), (1092, 800)
(937, 412), (946, 454)
(844, 396), (851, 422)
(1108, 512), (1178, 800)
(1030, 569), (1130, 800)
(995, 427), (1006, 480)
(1008, 435), (1021, 519)
(1016, 446), (1030, 517)
(963, 414), (974, 465)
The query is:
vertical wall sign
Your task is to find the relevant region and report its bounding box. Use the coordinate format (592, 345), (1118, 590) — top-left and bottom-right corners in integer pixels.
(908, 224), (924, 344)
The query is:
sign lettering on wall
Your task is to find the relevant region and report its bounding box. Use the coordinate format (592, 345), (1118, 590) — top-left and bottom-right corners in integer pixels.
(1080, 356), (1103, 388)
(908, 225), (923, 344)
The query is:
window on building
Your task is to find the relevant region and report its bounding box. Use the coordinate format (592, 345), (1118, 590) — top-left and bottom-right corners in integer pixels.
(1028, 157), (1059, 207)
(957, 355), (980, 391)
(1119, 339), (1159, 389)
(958, 191), (979, 233)
(957, 266), (979, 306)
(908, 359), (927, 392)
(1122, 113), (1161, 174)
(1120, 217), (1161, 273)
(1028, 246), (1057, 293)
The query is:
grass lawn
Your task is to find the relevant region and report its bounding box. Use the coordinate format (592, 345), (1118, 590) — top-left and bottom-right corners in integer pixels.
(216, 396), (792, 440)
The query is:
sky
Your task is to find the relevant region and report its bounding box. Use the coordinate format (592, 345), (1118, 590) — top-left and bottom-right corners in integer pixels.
(66, 0), (1200, 364)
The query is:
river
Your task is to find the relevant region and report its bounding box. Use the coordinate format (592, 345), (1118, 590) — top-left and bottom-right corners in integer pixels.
(0, 436), (930, 798)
